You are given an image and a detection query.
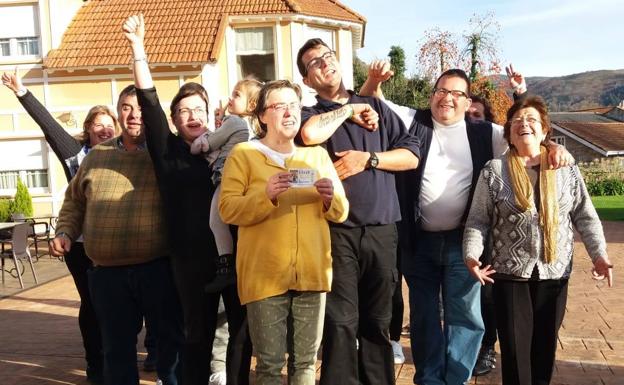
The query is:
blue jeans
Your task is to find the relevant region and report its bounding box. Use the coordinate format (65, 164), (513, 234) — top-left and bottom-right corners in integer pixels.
(403, 229), (484, 385)
(88, 257), (184, 385)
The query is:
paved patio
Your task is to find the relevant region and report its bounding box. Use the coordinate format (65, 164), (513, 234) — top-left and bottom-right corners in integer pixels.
(0, 221), (622, 385)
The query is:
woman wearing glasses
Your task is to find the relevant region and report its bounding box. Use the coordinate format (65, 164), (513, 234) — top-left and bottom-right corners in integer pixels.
(219, 80), (348, 385)
(463, 95), (613, 385)
(123, 15), (252, 385)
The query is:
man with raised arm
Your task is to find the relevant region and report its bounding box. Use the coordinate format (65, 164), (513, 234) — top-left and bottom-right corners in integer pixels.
(360, 63), (572, 385)
(296, 38), (420, 385)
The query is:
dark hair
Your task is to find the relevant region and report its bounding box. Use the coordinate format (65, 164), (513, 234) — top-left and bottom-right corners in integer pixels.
(433, 69), (471, 94)
(117, 84), (137, 113)
(503, 95), (552, 147)
(81, 105), (121, 146)
(469, 94), (495, 122)
(170, 82), (209, 118)
(253, 80), (302, 138)
(296, 38), (331, 77)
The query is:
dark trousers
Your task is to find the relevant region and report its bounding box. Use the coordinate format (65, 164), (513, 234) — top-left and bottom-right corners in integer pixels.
(171, 255), (252, 385)
(320, 224), (398, 385)
(88, 258), (184, 385)
(64, 242), (103, 371)
(493, 279), (568, 385)
(481, 283), (497, 348)
(389, 268), (404, 342)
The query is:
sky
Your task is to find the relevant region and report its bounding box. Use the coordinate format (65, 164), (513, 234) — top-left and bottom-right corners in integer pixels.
(339, 0), (623, 77)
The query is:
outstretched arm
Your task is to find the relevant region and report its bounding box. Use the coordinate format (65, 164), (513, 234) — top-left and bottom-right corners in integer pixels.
(2, 69), (81, 180)
(123, 14), (153, 90)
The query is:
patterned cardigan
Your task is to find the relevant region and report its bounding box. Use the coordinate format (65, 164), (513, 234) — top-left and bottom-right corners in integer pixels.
(463, 154), (607, 280)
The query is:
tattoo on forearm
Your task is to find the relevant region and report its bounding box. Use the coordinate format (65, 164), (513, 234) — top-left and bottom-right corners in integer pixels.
(317, 106), (350, 128)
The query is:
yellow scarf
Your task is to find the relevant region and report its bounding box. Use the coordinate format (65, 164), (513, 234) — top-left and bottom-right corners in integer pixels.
(507, 146), (559, 263)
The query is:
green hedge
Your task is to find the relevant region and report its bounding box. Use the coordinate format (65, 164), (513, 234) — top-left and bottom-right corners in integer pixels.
(0, 198), (11, 222)
(586, 178), (624, 196)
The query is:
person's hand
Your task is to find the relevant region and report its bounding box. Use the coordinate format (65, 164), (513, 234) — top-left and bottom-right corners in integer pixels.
(333, 150), (370, 180)
(368, 60), (394, 84)
(1, 68), (24, 94)
(266, 171), (292, 203)
(547, 144), (574, 169)
(122, 14), (145, 46)
(190, 133), (209, 154)
(592, 256), (613, 287)
(350, 103), (379, 131)
(49, 235), (72, 257)
(314, 178), (334, 210)
(214, 100), (225, 129)
(505, 63), (526, 94)
(465, 257), (496, 286)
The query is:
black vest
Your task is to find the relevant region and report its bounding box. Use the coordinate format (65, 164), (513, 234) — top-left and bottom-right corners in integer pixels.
(396, 109), (493, 255)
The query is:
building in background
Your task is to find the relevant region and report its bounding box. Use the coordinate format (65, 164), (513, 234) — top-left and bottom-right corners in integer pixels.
(0, 0), (365, 216)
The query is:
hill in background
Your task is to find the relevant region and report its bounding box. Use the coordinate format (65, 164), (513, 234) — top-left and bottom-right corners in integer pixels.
(522, 69), (624, 112)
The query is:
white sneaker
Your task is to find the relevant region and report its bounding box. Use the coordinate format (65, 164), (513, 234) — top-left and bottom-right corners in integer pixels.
(209, 371), (227, 385)
(391, 340), (405, 364)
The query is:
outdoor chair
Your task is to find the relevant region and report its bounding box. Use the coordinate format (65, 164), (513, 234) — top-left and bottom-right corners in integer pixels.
(1, 222), (38, 289)
(26, 220), (51, 259)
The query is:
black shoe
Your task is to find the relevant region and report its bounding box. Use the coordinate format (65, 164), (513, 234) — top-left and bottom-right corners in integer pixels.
(205, 254), (237, 293)
(143, 352), (157, 372)
(472, 346), (496, 376)
(86, 365), (104, 385)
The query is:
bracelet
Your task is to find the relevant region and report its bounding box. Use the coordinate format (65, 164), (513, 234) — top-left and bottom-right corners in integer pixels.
(15, 87), (27, 97)
(55, 232), (72, 241)
(346, 104), (354, 118)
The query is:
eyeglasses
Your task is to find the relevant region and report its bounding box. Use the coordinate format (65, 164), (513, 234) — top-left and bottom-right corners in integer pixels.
(177, 107), (207, 117)
(304, 51), (337, 74)
(511, 116), (541, 126)
(265, 102), (302, 113)
(91, 123), (115, 131)
(432, 88), (468, 100)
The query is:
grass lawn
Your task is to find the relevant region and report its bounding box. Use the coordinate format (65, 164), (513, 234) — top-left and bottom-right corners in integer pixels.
(591, 195), (624, 221)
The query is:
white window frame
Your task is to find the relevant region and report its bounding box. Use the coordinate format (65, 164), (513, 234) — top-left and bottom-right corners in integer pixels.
(0, 3), (41, 61)
(552, 136), (566, 146)
(0, 169), (49, 196)
(233, 25), (276, 82)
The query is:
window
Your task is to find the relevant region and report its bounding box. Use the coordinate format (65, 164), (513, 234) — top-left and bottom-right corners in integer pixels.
(0, 139), (49, 194)
(0, 4), (40, 58)
(235, 27), (275, 82)
(0, 170), (48, 189)
(304, 26), (335, 50)
(553, 136), (566, 146)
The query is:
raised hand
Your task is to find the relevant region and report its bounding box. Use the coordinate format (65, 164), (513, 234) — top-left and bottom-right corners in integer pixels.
(1, 68), (23, 93)
(350, 103), (379, 131)
(214, 100), (225, 129)
(314, 177), (334, 209)
(368, 60), (394, 84)
(122, 14), (145, 46)
(505, 63), (526, 93)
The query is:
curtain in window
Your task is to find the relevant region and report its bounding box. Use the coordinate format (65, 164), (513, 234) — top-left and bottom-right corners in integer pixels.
(235, 27), (273, 55)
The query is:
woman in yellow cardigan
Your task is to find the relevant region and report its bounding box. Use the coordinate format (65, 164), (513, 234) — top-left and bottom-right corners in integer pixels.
(219, 80), (348, 385)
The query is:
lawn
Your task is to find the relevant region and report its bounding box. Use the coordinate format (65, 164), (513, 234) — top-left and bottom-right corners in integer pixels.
(591, 195), (624, 221)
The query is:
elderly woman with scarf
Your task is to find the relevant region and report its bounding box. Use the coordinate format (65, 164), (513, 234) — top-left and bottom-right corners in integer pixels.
(462, 95), (613, 385)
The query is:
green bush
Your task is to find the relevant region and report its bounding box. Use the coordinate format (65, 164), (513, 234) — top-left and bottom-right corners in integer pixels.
(0, 198), (12, 221)
(587, 178), (624, 196)
(10, 179), (33, 217)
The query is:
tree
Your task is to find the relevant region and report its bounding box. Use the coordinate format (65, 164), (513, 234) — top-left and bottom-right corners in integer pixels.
(382, 45), (410, 106)
(10, 179), (33, 217)
(462, 12), (502, 82)
(471, 76), (512, 125)
(352, 55), (368, 93)
(417, 27), (460, 81)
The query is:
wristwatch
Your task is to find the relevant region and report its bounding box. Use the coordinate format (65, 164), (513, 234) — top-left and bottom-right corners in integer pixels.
(367, 152), (379, 169)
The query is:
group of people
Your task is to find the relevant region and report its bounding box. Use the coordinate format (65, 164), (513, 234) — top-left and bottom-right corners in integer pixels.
(2, 12), (615, 385)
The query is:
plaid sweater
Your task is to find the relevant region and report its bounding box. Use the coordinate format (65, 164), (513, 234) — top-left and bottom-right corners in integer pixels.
(56, 139), (168, 266)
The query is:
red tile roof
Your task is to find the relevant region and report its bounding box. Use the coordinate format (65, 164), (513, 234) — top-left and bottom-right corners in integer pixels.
(43, 0), (365, 70)
(553, 121), (624, 153)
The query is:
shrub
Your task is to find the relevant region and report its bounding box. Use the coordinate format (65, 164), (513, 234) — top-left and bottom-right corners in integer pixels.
(0, 198), (12, 221)
(586, 178), (624, 196)
(10, 179), (33, 217)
